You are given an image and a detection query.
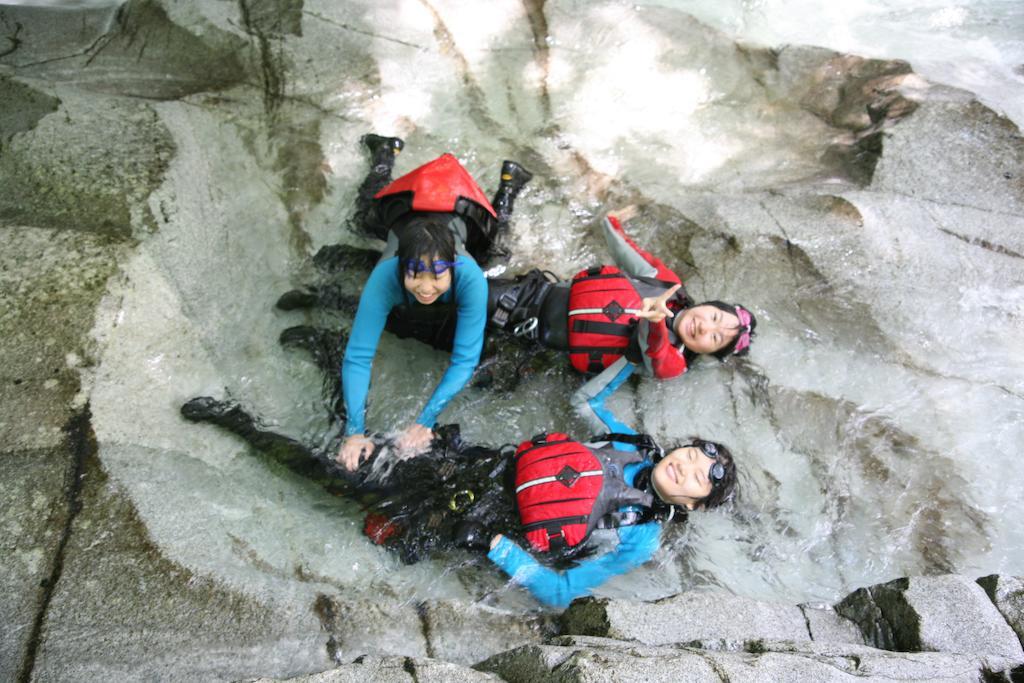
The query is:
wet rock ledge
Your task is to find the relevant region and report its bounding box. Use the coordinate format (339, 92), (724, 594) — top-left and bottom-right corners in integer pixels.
(265, 574), (1024, 682)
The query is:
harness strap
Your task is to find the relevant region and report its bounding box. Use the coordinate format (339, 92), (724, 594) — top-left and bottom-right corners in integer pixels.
(571, 319), (634, 337)
(591, 433), (663, 460)
(515, 470), (602, 494)
(568, 306), (642, 316)
(568, 345), (626, 374)
(490, 271), (555, 331)
(522, 515), (590, 532)
(515, 435), (573, 460)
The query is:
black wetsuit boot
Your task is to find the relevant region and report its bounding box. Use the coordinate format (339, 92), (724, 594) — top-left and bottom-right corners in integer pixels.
(491, 160), (533, 229)
(352, 134), (405, 239)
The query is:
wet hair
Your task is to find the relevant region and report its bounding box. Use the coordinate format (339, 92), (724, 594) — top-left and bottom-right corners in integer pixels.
(697, 300), (757, 360)
(659, 437), (738, 516)
(396, 215), (456, 274)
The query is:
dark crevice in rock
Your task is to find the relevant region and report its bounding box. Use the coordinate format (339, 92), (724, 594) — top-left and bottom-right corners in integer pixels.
(521, 0), (552, 119)
(15, 406), (94, 683)
(934, 225), (1024, 260)
(693, 649), (732, 682)
(798, 605), (816, 641)
(402, 656), (421, 683)
(314, 593), (344, 664)
(0, 18), (23, 59)
(977, 575), (1001, 602)
(238, 0), (287, 116)
(302, 10), (427, 50)
(16, 24), (115, 69)
(560, 597), (612, 637)
(883, 187), (1024, 219)
(981, 666), (1020, 682)
(416, 602), (437, 659)
(835, 579), (922, 652)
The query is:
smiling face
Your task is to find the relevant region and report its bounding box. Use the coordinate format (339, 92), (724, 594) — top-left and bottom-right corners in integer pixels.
(674, 304), (740, 355)
(403, 254), (453, 305)
(650, 446), (716, 510)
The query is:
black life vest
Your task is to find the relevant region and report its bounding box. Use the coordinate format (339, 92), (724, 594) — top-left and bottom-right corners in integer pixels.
(514, 432), (662, 553)
(566, 266), (685, 374)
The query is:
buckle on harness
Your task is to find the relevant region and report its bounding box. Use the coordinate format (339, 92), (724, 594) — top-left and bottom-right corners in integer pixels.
(513, 317), (539, 338)
(489, 289), (520, 328)
(449, 489), (475, 513)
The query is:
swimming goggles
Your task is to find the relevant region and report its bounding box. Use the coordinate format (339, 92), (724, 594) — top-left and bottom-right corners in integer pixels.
(687, 441), (726, 485)
(733, 306), (753, 354)
(403, 258), (458, 276)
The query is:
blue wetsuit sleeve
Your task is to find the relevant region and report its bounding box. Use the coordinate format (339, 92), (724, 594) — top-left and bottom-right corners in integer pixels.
(571, 358), (638, 445)
(341, 260), (402, 436)
(487, 523), (662, 609)
(416, 258), (487, 427)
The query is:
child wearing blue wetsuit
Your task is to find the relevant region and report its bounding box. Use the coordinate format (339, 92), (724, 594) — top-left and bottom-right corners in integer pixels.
(337, 137), (533, 468)
(338, 217), (488, 466)
(181, 391), (739, 609)
(486, 209), (757, 433)
(483, 375), (736, 608)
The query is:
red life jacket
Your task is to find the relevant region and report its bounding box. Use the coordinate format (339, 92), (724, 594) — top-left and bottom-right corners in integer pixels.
(375, 152), (497, 223)
(514, 433), (658, 553)
(567, 266), (681, 374)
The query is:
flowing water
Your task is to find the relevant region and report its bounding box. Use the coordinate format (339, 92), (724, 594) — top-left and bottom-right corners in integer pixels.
(41, 0), (1022, 613)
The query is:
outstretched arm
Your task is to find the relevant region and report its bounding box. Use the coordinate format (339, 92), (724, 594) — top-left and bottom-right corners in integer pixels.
(602, 215), (681, 284)
(342, 260), (401, 436)
(636, 319), (689, 379)
(571, 358), (637, 437)
(487, 523), (662, 609)
(415, 258), (488, 428)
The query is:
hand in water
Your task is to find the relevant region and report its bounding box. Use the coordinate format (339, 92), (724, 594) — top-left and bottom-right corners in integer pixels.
(395, 423), (433, 456)
(608, 205), (639, 222)
(490, 534), (503, 550)
(636, 284), (681, 324)
(337, 434), (374, 471)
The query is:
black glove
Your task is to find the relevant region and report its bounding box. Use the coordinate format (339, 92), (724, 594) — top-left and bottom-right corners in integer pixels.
(453, 521), (491, 552)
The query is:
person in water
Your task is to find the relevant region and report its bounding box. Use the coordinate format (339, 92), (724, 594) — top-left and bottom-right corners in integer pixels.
(180, 394), (738, 609)
(334, 135), (533, 467)
(486, 207), (756, 429)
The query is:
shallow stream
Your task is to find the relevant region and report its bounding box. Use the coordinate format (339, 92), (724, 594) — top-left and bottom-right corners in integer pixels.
(55, 0), (1024, 612)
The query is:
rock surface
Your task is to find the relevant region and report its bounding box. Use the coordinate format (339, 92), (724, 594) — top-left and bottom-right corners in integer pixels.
(253, 654), (501, 682)
(978, 574), (1024, 649)
(1, 0), (1023, 681)
(835, 575), (1024, 660)
(476, 634), (1019, 683)
(561, 592), (814, 645)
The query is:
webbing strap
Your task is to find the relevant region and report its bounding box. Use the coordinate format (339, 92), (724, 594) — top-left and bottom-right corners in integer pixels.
(568, 307), (642, 317)
(571, 319), (634, 337)
(522, 515), (590, 532)
(515, 470), (602, 494)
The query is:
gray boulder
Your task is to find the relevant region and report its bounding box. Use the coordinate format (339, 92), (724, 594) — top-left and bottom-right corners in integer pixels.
(0, 1), (249, 99)
(312, 595), (429, 663)
(477, 634), (1019, 683)
(798, 604), (866, 646)
(561, 591), (812, 645)
(419, 599), (556, 665)
(977, 574), (1024, 648)
(252, 654), (501, 682)
(835, 575), (1024, 661)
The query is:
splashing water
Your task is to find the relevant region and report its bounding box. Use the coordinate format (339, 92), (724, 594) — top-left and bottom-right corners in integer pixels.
(68, 0), (1024, 613)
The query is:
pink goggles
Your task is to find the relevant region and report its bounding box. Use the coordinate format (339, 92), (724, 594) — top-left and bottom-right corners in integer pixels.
(733, 306), (753, 355)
